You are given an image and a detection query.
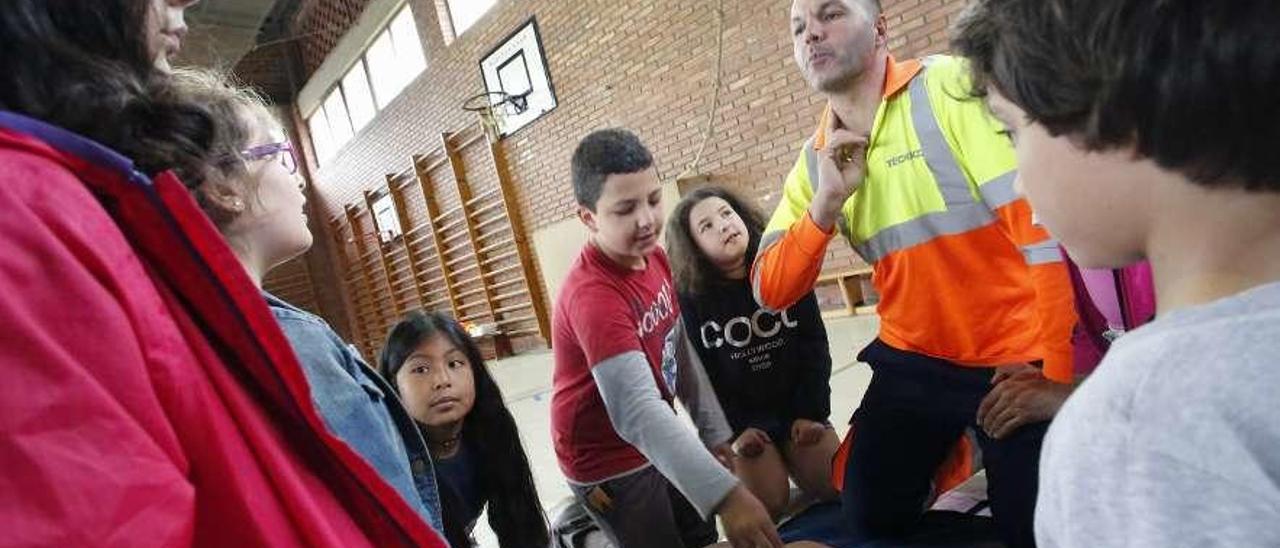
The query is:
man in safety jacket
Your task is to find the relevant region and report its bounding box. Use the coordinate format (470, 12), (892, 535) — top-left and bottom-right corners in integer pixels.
(752, 1), (1076, 547)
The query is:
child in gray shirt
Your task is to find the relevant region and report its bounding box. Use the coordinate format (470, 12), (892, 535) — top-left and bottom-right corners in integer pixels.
(952, 0), (1280, 546)
(1037, 282), (1280, 547)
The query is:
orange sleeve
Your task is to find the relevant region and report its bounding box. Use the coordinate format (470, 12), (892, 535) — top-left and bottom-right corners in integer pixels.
(750, 212), (835, 311)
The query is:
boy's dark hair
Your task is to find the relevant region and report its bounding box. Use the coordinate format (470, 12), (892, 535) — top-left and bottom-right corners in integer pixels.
(570, 128), (655, 210)
(380, 311), (551, 548)
(952, 0), (1280, 192)
(0, 0), (214, 183)
(665, 185), (767, 296)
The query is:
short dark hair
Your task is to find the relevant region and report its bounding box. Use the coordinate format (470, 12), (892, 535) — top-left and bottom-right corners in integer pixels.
(570, 128), (655, 210)
(952, 0), (1280, 192)
(665, 185), (767, 296)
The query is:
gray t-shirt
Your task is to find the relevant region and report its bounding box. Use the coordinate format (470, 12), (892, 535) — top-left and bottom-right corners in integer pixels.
(1037, 281), (1280, 547)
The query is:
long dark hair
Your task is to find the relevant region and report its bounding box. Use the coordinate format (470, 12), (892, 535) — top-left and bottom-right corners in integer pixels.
(665, 185), (769, 295)
(380, 311), (550, 548)
(0, 0), (214, 182)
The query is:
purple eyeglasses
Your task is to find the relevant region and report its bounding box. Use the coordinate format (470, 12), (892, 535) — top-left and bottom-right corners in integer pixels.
(241, 141), (298, 174)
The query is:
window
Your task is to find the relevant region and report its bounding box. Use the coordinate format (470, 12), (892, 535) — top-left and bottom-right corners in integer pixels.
(389, 8), (426, 78)
(446, 0), (497, 37)
(308, 108), (336, 165)
(304, 5), (428, 165)
(341, 63), (377, 132)
(366, 7), (426, 105)
(372, 192), (402, 243)
(322, 91), (354, 146)
(364, 30), (400, 107)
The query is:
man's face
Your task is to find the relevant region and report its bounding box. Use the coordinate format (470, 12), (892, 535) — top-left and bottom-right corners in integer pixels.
(987, 89), (1152, 268)
(790, 0), (883, 93)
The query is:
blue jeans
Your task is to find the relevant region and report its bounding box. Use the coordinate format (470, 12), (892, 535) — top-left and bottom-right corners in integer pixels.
(841, 339), (1048, 548)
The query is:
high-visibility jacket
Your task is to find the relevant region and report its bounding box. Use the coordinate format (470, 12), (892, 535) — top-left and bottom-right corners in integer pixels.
(751, 55), (1076, 382)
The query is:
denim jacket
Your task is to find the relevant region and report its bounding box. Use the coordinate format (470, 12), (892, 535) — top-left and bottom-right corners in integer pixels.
(263, 292), (444, 534)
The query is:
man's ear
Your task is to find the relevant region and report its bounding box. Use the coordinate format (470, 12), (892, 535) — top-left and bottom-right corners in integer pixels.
(577, 205), (599, 234)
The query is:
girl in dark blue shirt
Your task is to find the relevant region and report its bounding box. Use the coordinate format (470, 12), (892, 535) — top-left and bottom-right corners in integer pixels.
(381, 311), (550, 547)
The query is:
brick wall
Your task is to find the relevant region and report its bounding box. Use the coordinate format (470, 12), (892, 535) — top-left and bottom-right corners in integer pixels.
(273, 0), (969, 343)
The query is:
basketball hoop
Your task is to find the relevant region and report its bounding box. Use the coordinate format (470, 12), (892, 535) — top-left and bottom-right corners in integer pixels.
(461, 90), (531, 141)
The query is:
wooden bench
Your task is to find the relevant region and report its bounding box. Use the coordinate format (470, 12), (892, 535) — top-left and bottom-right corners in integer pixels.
(815, 267), (877, 318)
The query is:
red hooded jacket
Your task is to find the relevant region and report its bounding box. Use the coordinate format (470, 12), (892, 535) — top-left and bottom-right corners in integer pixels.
(0, 113), (446, 547)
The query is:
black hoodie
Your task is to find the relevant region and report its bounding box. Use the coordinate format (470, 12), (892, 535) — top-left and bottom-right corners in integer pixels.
(678, 281), (832, 436)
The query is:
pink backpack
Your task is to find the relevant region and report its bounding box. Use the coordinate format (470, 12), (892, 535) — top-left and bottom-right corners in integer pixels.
(1068, 259), (1156, 376)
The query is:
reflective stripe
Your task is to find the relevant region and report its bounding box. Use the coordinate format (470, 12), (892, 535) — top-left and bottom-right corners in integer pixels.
(752, 230), (785, 311)
(1021, 239), (1064, 265)
(803, 138), (820, 193)
(979, 171), (1019, 209)
(814, 60), (1010, 265)
(803, 138), (853, 242)
(758, 229), (785, 251)
(853, 203), (994, 263)
(908, 66), (974, 208)
(850, 63), (994, 263)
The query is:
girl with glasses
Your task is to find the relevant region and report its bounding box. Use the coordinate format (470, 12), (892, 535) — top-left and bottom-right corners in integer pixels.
(170, 67), (450, 540)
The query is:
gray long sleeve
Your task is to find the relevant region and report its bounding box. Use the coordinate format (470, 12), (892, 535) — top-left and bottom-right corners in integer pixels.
(592, 351), (739, 518)
(673, 319), (734, 449)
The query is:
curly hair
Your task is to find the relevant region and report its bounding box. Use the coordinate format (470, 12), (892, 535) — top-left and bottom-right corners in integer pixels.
(169, 67), (281, 227)
(664, 185), (768, 296)
(570, 128), (655, 210)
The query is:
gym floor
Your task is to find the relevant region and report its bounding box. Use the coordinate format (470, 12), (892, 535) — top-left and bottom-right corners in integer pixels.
(472, 314), (882, 547)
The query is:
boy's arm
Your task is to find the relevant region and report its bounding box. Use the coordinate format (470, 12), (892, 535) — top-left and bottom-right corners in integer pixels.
(672, 319), (734, 449)
(569, 285), (738, 518)
(592, 353), (738, 518)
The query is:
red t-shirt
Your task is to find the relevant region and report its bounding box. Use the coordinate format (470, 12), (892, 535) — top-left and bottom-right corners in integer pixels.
(551, 243), (681, 483)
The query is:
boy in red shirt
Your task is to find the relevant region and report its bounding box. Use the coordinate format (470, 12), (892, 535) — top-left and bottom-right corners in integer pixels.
(551, 129), (781, 547)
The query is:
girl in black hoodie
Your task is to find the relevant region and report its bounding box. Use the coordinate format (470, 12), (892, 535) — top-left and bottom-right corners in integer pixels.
(666, 185), (840, 518)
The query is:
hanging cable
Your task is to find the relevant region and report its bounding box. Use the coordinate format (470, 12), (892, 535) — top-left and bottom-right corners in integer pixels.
(677, 0), (726, 180)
